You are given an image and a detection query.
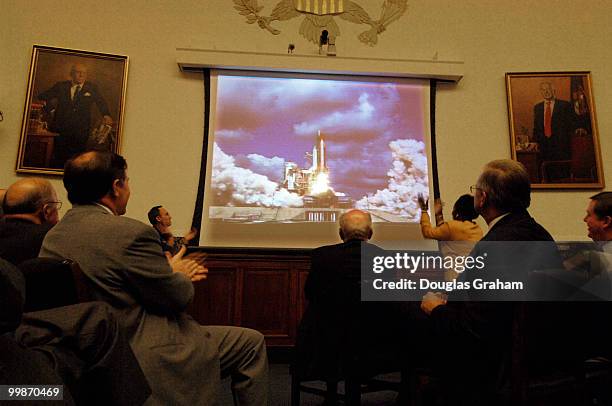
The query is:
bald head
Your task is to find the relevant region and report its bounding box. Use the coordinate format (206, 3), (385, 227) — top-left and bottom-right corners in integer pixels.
(339, 209), (373, 242)
(3, 178), (59, 225)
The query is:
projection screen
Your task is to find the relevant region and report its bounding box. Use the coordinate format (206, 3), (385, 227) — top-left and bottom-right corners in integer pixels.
(196, 69), (437, 249)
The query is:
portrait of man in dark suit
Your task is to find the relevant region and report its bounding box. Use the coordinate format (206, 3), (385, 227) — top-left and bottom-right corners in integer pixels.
(17, 46), (128, 174)
(38, 63), (113, 168)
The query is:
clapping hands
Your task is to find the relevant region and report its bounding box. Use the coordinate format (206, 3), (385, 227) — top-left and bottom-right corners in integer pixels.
(166, 246), (208, 282)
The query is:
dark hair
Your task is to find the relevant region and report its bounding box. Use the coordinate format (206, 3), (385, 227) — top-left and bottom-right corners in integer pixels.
(63, 151), (127, 205)
(453, 194), (478, 221)
(478, 159), (531, 213)
(590, 192), (612, 219)
(148, 205), (162, 225)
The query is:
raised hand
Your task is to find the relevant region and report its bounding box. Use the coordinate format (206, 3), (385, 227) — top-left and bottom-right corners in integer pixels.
(417, 194), (429, 211)
(166, 246), (208, 282)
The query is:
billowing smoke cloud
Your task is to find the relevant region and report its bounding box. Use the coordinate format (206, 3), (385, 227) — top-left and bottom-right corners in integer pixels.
(212, 143), (303, 207)
(293, 93), (378, 136)
(355, 139), (428, 219)
(239, 153), (286, 182)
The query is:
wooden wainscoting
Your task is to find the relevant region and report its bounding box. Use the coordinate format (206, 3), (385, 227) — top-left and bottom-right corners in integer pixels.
(186, 248), (310, 348)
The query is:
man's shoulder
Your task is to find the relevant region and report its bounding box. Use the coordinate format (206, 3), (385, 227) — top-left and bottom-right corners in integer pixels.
(311, 242), (344, 257)
(59, 206), (154, 236)
(0, 219), (51, 236)
(82, 81), (99, 92)
(54, 80), (72, 89)
(485, 211), (554, 241)
(312, 240), (382, 258)
(556, 99), (572, 107)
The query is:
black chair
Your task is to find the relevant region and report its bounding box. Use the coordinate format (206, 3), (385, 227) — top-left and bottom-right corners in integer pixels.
(291, 301), (409, 405)
(18, 257), (93, 312)
(510, 269), (612, 405)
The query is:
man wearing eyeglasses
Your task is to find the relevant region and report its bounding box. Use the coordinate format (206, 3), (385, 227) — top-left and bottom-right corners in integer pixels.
(420, 160), (562, 405)
(0, 178), (62, 265)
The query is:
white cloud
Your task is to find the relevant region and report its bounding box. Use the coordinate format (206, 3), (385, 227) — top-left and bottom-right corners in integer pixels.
(292, 92), (378, 136)
(215, 128), (253, 142)
(355, 139), (429, 219)
(212, 143), (303, 207)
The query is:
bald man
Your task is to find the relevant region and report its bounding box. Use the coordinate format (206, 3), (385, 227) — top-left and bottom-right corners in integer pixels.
(38, 63), (112, 168)
(298, 209), (406, 399)
(0, 178), (61, 264)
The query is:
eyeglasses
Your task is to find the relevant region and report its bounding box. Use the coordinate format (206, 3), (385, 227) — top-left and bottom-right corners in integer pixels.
(469, 185), (482, 194)
(44, 201), (62, 210)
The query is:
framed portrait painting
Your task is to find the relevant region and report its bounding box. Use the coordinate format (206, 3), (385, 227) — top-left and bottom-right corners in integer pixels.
(505, 72), (604, 189)
(16, 45), (129, 174)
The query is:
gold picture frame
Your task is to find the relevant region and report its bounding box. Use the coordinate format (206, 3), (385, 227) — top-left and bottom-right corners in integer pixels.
(16, 45), (129, 175)
(505, 71), (604, 189)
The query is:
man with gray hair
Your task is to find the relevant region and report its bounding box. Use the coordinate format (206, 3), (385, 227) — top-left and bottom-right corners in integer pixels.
(420, 159), (561, 405)
(298, 209), (406, 402)
(0, 178), (61, 264)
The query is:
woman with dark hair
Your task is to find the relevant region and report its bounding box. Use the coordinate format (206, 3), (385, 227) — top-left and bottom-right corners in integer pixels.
(418, 194), (484, 280)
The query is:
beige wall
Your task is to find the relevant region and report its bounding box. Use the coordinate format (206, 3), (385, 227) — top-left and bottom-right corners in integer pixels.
(1, 0), (610, 241)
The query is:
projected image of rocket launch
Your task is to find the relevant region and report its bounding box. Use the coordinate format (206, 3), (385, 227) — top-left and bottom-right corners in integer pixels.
(282, 130), (352, 210)
(208, 74), (430, 224)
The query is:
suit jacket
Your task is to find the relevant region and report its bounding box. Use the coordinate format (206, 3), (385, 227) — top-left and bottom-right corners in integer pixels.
(40, 204), (222, 405)
(428, 210), (561, 403)
(39, 80), (110, 136)
(533, 98), (575, 160)
(297, 239), (405, 380)
(0, 258), (25, 334)
(0, 218), (53, 265)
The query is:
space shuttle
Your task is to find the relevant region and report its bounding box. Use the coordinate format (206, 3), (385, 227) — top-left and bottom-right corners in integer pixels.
(309, 130), (328, 174)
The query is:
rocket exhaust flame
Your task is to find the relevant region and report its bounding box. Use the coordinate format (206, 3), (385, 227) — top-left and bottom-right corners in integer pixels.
(310, 172), (330, 195)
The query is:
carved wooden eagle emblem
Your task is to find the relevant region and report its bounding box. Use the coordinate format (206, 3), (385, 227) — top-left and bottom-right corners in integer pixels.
(233, 0), (408, 46)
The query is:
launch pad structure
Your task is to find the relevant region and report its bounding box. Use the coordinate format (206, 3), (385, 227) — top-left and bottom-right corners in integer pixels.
(282, 130), (352, 209)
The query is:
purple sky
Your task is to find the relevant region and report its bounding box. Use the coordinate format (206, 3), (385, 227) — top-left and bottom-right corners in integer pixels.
(213, 73), (427, 200)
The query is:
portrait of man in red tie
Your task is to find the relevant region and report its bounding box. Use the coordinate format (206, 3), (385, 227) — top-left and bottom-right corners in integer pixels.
(533, 82), (575, 164)
(505, 72), (604, 188)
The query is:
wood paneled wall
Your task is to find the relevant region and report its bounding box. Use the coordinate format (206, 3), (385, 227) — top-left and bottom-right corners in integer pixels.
(186, 249), (311, 347)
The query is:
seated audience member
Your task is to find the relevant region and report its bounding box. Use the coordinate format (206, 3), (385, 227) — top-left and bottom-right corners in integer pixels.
(298, 209), (407, 384)
(585, 191), (612, 253)
(0, 257), (151, 405)
(418, 194), (483, 280)
(420, 159), (562, 406)
(148, 205), (197, 256)
(40, 151), (268, 405)
(0, 178), (61, 264)
(582, 192), (612, 358)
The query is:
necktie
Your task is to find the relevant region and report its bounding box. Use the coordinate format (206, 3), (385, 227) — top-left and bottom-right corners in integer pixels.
(544, 101), (552, 138)
(73, 85), (81, 102)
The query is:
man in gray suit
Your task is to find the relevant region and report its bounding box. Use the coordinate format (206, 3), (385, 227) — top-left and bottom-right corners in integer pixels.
(40, 151), (268, 405)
